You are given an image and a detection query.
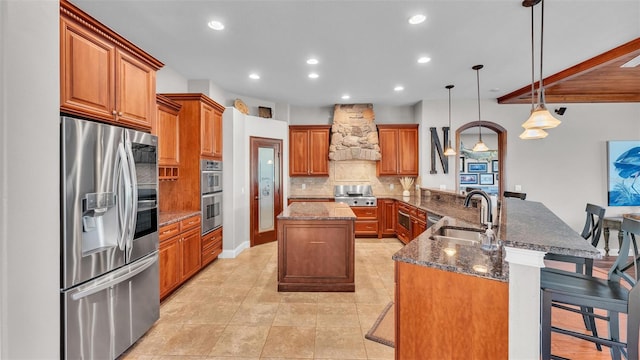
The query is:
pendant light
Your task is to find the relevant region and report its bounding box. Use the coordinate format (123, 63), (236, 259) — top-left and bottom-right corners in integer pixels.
(520, 0), (560, 134)
(472, 65), (489, 152)
(443, 85), (457, 156)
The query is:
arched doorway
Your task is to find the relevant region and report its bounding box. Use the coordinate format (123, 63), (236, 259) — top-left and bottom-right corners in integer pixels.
(455, 121), (507, 197)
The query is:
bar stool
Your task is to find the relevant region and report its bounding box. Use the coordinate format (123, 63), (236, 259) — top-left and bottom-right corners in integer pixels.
(540, 217), (640, 360)
(543, 203), (606, 348)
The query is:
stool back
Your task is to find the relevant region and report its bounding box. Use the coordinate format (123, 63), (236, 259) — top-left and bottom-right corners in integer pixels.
(581, 203), (606, 247)
(609, 217), (640, 286)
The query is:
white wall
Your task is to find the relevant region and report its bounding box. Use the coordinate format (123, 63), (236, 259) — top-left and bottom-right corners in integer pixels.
(156, 65), (188, 93)
(419, 98), (640, 242)
(221, 108), (288, 258)
(289, 104), (416, 126)
(0, 0), (60, 358)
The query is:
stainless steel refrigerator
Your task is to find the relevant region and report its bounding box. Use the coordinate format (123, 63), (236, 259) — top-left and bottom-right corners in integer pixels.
(60, 116), (160, 360)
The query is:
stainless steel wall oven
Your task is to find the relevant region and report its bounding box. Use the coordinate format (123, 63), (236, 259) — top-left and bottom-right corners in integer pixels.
(201, 159), (222, 234)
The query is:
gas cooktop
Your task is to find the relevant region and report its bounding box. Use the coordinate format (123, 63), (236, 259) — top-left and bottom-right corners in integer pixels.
(333, 184), (377, 207)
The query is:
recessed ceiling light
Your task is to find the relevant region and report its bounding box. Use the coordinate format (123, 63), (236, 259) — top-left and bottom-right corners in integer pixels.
(308, 73), (319, 79)
(341, 94), (350, 100)
(249, 73), (260, 80)
(306, 58), (319, 65)
(394, 86), (404, 92)
(207, 20), (224, 31)
(408, 14), (426, 25)
(417, 56), (431, 64)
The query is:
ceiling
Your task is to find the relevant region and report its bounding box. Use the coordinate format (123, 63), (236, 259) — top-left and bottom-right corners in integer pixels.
(70, 0), (640, 107)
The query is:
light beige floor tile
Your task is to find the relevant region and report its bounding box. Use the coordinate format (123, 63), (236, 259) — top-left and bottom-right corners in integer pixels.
(182, 301), (240, 325)
(161, 324), (224, 356)
(229, 302), (279, 326)
(208, 325), (270, 357)
(315, 327), (367, 359)
(361, 326), (395, 360)
(125, 323), (182, 356)
(317, 292), (357, 303)
(280, 292), (319, 303)
(243, 286), (283, 304)
(356, 303), (391, 330)
(317, 303), (359, 327)
(273, 303), (318, 327)
(354, 287), (392, 304)
(260, 326), (315, 358)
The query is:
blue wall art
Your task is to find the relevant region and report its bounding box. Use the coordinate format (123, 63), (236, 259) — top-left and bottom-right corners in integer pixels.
(607, 140), (640, 206)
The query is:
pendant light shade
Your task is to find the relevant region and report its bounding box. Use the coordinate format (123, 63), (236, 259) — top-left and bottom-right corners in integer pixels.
(521, 0), (561, 137)
(471, 65), (488, 152)
(519, 128), (548, 140)
(443, 84), (457, 156)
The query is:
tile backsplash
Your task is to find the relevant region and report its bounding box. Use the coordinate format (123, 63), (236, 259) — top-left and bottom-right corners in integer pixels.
(289, 160), (415, 197)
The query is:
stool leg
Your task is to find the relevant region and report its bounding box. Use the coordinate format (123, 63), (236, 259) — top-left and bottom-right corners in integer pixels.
(604, 227), (610, 256)
(541, 289), (553, 360)
(628, 296), (640, 360)
(609, 311), (621, 360)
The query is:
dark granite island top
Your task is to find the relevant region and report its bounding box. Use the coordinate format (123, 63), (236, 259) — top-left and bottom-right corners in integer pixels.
(278, 201), (356, 221)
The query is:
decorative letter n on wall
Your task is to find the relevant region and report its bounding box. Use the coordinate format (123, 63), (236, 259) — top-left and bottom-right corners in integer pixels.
(430, 127), (450, 174)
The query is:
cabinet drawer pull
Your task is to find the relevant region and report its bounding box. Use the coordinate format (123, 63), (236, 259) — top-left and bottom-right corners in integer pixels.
(161, 229), (173, 234)
(309, 241), (326, 244)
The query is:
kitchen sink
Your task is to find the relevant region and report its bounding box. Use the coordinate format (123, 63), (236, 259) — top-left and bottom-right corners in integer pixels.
(429, 226), (485, 245)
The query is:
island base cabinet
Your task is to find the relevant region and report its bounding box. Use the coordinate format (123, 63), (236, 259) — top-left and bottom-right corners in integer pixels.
(395, 261), (508, 360)
(278, 220), (355, 292)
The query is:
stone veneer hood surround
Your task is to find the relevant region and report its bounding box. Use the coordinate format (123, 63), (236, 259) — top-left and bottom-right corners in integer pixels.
(328, 104), (382, 161)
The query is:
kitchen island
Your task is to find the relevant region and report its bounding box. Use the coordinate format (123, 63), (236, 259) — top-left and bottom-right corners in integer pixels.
(392, 196), (601, 360)
(277, 202), (356, 292)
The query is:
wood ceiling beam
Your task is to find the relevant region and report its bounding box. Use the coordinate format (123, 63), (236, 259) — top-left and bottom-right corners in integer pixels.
(497, 37), (640, 104)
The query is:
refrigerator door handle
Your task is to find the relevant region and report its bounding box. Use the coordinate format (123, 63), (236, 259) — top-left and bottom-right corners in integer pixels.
(70, 253), (158, 301)
(124, 132), (138, 258)
(116, 142), (133, 251)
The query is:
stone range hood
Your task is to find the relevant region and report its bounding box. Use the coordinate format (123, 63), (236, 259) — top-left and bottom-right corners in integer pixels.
(328, 104), (381, 161)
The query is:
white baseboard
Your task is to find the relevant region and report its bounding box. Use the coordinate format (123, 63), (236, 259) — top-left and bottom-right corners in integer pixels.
(219, 240), (250, 259)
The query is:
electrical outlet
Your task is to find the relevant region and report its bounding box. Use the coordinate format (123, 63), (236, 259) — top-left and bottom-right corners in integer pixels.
(439, 184), (447, 190)
(515, 185), (522, 191)
(301, 183), (306, 190)
(389, 183), (394, 190)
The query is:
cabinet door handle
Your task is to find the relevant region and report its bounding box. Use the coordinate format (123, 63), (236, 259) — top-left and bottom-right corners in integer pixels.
(112, 110), (117, 115)
(118, 111), (123, 116)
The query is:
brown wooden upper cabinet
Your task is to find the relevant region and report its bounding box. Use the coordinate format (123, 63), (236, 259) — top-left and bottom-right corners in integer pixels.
(377, 124), (419, 176)
(60, 1), (163, 131)
(154, 95), (181, 180)
(289, 125), (331, 176)
(161, 93), (224, 161)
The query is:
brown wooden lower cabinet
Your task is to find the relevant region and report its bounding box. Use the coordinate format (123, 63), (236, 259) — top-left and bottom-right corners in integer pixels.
(395, 261), (508, 359)
(379, 199), (397, 238)
(202, 227), (223, 266)
(351, 206), (379, 237)
(159, 214), (203, 300)
(278, 219), (355, 292)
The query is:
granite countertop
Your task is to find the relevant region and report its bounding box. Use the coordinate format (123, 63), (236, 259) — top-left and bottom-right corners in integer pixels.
(393, 216), (508, 282)
(159, 210), (201, 227)
(278, 202), (356, 220)
(498, 198), (602, 258)
(288, 195), (335, 199)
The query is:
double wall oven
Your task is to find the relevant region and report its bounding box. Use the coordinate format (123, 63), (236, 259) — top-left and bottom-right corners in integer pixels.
(201, 159), (222, 234)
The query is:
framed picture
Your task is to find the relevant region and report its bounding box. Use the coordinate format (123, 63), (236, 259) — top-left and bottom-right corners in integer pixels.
(479, 173), (495, 185)
(492, 160), (499, 173)
(258, 106), (272, 118)
(467, 162), (488, 172)
(607, 140), (640, 206)
(459, 173), (478, 185)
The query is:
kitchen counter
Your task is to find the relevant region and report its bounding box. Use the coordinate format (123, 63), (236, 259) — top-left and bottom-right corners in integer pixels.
(159, 210), (201, 227)
(393, 216), (507, 282)
(278, 201), (356, 221)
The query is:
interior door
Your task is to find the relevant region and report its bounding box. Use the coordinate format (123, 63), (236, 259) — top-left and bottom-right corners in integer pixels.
(250, 137), (282, 246)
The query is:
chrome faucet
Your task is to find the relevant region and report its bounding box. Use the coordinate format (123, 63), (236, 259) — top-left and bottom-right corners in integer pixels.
(464, 190), (497, 249)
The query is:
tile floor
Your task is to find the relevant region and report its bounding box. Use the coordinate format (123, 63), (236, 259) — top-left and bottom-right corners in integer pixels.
(119, 238), (403, 360)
